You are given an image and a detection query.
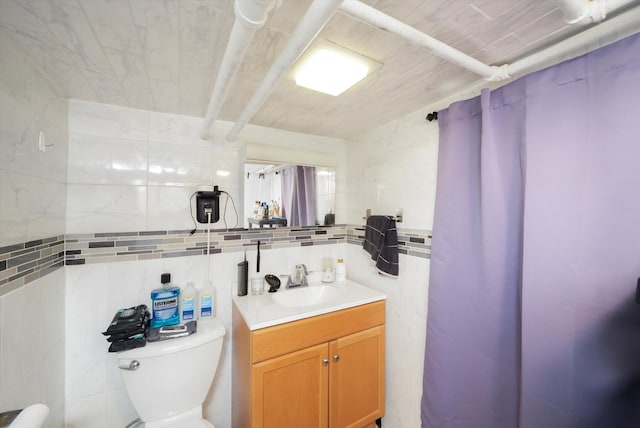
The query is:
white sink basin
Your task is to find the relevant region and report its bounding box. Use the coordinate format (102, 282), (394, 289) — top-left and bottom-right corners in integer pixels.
(272, 285), (339, 308)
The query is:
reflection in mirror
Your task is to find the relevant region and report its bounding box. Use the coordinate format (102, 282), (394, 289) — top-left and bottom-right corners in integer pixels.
(244, 163), (336, 228)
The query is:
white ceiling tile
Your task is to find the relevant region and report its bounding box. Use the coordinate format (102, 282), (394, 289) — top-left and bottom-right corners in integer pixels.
(514, 8), (569, 52)
(470, 0), (524, 20)
(149, 77), (180, 113)
(190, 0), (230, 12)
(179, 0), (226, 72)
(2, 0), (631, 139)
(473, 32), (526, 64)
(180, 71), (213, 117)
(83, 69), (128, 105)
(76, 0), (142, 54)
(265, 0), (312, 35)
(28, 0), (115, 76)
(130, 1), (180, 83)
(320, 12), (406, 61)
(103, 47), (155, 110)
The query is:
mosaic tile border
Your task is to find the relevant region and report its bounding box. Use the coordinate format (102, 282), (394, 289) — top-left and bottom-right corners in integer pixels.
(0, 235), (65, 296)
(0, 224), (432, 295)
(65, 225), (348, 265)
(346, 225), (432, 259)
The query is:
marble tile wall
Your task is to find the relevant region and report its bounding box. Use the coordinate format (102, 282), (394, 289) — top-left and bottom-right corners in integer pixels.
(346, 107), (440, 427)
(0, 31), (67, 427)
(64, 101), (349, 427)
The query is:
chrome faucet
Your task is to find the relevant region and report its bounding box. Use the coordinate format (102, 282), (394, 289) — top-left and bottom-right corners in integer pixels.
(288, 264), (309, 288)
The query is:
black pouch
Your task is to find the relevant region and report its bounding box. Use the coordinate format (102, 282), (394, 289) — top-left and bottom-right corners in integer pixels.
(102, 305), (149, 336)
(108, 337), (146, 353)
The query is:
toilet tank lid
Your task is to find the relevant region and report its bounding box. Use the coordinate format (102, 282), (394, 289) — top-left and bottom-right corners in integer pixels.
(117, 318), (225, 359)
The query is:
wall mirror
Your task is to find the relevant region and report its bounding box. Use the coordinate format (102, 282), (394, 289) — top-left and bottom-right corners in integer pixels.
(243, 162), (336, 228)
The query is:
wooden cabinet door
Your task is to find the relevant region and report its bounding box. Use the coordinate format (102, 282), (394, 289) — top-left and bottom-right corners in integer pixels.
(252, 343), (329, 428)
(329, 326), (385, 428)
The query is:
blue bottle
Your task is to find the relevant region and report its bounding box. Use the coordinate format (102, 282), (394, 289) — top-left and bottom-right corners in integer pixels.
(150, 273), (180, 328)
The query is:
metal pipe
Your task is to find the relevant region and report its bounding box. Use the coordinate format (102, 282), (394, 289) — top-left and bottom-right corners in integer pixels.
(226, 0), (344, 142)
(199, 0), (278, 140)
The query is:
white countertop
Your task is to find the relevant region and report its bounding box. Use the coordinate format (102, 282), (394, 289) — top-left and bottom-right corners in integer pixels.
(232, 279), (386, 330)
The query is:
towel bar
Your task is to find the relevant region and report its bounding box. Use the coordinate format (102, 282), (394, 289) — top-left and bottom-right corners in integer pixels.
(362, 208), (403, 223)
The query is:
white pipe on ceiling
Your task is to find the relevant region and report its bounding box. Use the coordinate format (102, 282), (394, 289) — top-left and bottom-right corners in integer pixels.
(555, 0), (607, 24)
(338, 0), (509, 82)
(226, 0), (343, 142)
(555, 0), (639, 24)
(199, 0), (278, 140)
(505, 4), (640, 76)
(221, 0), (638, 140)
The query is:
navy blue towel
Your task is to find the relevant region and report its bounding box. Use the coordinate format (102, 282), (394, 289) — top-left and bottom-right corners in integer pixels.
(363, 215), (399, 277)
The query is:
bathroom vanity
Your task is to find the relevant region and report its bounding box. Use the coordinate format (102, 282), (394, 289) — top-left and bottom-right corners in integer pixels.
(232, 280), (386, 428)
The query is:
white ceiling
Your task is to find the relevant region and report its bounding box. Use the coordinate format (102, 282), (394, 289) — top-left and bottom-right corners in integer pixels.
(1, 0), (638, 139)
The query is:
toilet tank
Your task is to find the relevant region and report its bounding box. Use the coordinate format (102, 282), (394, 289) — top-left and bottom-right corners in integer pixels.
(117, 319), (226, 423)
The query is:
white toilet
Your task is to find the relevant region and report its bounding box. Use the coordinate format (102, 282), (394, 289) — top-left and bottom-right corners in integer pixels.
(116, 319), (226, 428)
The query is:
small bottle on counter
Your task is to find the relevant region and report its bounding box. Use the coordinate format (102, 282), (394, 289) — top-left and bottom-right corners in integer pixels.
(335, 258), (347, 281)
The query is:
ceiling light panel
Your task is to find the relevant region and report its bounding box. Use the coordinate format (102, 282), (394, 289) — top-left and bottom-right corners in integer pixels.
(292, 39), (381, 96)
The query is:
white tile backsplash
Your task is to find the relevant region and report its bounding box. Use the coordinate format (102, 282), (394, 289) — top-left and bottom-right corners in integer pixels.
(68, 100), (149, 140)
(66, 184), (148, 234)
(147, 141), (213, 186)
(146, 185), (200, 231)
(67, 134), (148, 185)
(0, 271), (66, 421)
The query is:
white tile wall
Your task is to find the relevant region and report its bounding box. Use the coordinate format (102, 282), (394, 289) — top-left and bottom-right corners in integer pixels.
(347, 108), (439, 230)
(0, 30), (68, 245)
(67, 100), (347, 235)
(64, 101), (351, 427)
(0, 269), (66, 427)
(65, 244), (350, 428)
(0, 29), (67, 427)
(345, 107), (439, 427)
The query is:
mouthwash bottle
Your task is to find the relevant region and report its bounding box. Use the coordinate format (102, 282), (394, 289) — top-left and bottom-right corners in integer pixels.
(150, 273), (180, 328)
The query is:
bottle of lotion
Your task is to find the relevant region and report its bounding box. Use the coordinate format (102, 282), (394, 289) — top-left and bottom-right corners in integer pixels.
(180, 282), (198, 322)
(199, 280), (216, 320)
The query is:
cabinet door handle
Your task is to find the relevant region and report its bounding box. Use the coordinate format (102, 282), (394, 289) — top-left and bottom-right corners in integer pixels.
(323, 358), (329, 366)
(333, 354), (340, 362)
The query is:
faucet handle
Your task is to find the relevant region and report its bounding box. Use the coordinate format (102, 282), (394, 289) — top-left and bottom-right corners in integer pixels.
(295, 264), (308, 274)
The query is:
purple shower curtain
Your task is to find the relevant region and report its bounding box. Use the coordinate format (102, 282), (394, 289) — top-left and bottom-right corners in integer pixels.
(281, 165), (317, 227)
(422, 33), (640, 428)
